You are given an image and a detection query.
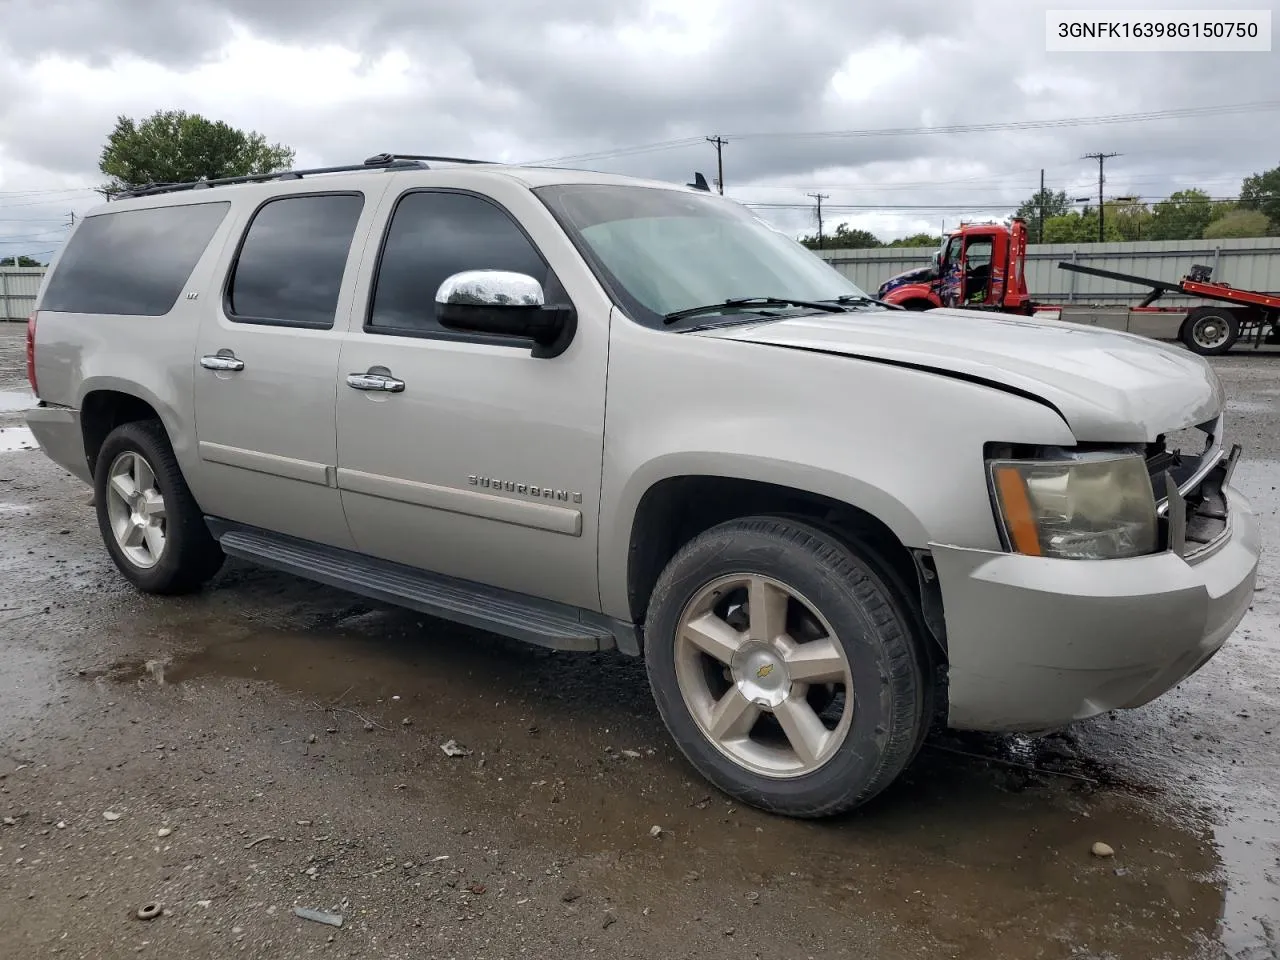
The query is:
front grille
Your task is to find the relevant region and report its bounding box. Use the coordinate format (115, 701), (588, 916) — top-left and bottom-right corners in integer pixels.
(1146, 415), (1237, 558)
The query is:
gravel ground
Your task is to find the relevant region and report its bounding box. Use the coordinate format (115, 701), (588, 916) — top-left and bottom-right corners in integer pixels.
(0, 322), (1277, 960)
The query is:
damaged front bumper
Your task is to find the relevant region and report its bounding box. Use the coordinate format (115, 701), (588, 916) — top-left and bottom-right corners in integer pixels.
(929, 468), (1260, 733)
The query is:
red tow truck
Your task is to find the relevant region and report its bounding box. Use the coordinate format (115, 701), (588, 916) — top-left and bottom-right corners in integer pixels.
(875, 217), (1280, 356)
(876, 218), (1035, 314)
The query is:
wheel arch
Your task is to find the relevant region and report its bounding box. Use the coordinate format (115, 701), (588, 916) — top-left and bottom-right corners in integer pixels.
(79, 383), (172, 479)
(882, 284), (940, 310)
(611, 465), (942, 660)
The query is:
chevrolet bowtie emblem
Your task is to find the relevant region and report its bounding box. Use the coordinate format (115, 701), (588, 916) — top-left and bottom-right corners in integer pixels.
(756, 663), (775, 679)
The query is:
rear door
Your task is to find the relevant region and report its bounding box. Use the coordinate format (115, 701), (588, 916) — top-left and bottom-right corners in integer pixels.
(192, 185), (388, 547)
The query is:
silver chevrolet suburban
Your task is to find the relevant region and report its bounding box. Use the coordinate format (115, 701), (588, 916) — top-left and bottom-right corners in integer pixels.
(23, 153), (1260, 818)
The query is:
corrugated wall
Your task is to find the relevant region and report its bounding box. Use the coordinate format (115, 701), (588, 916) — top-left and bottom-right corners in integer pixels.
(818, 237), (1280, 305)
(0, 267), (45, 321)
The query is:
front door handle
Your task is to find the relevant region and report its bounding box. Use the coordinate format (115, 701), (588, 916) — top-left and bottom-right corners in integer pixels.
(200, 353), (244, 372)
(346, 372), (405, 393)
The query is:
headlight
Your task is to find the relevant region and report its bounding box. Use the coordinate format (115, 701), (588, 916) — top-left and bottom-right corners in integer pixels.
(988, 453), (1157, 560)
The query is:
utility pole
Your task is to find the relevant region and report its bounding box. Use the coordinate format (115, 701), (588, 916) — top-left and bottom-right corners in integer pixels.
(1083, 152), (1119, 242)
(807, 193), (829, 249)
(706, 136), (727, 194)
(1038, 168), (1045, 243)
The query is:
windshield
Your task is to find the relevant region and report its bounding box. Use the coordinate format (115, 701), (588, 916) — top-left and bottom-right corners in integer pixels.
(533, 183), (873, 328)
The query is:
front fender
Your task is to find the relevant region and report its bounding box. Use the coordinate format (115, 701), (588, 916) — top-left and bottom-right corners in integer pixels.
(599, 450), (930, 622)
(881, 283), (940, 307)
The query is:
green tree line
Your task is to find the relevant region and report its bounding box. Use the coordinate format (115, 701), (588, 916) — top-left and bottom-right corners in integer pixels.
(801, 165), (1280, 248)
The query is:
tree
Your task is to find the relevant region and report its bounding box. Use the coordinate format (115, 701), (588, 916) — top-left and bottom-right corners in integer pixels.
(1203, 209), (1271, 239)
(1103, 199), (1152, 241)
(1015, 187), (1072, 242)
(799, 223), (882, 249)
(1042, 211), (1122, 243)
(2, 254), (44, 267)
(98, 110), (295, 195)
(1148, 189), (1219, 240)
(1239, 165), (1280, 233)
(886, 233), (942, 248)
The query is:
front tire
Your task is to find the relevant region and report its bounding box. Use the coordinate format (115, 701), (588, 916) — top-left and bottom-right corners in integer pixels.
(94, 420), (224, 595)
(644, 516), (928, 818)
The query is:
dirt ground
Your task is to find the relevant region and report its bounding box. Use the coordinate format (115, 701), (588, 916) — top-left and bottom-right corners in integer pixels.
(0, 321), (1277, 960)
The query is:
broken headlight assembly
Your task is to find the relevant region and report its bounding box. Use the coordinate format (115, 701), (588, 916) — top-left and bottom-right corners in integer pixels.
(987, 450), (1158, 560)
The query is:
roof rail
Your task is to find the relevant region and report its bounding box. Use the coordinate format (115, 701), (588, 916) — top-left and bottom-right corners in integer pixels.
(115, 155), (430, 200)
(363, 153), (495, 166)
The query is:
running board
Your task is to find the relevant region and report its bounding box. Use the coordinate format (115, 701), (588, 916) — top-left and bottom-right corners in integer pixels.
(207, 521), (628, 654)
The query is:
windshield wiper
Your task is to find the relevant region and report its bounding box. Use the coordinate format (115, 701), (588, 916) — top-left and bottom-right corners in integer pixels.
(662, 296), (850, 325)
(828, 294), (903, 310)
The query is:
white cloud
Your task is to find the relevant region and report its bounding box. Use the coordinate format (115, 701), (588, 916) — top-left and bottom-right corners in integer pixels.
(1, 0), (1278, 257)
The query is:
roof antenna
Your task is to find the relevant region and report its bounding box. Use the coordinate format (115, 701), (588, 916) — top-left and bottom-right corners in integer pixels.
(687, 172), (711, 192)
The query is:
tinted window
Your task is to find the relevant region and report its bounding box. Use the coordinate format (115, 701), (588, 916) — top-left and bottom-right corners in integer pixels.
(40, 201), (230, 316)
(369, 191), (553, 335)
(227, 193), (365, 328)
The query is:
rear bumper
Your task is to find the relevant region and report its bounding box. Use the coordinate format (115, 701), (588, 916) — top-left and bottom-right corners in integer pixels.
(24, 404), (90, 485)
(931, 484), (1260, 732)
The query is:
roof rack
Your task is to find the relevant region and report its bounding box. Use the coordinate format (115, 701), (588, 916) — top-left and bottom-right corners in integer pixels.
(114, 153), (460, 200)
(362, 152), (495, 166)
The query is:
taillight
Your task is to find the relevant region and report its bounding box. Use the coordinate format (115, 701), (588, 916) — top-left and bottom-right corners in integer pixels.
(26, 312), (37, 396)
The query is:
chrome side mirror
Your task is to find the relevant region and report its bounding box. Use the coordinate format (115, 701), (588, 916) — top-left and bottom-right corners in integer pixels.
(433, 269), (573, 358)
(435, 269), (545, 308)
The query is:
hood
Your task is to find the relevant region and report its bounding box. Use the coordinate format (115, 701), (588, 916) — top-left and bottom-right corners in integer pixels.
(877, 264), (937, 297)
(695, 308), (1222, 442)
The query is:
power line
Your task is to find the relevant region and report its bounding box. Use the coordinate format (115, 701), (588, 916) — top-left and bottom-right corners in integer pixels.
(742, 195), (1246, 212)
(520, 100), (1280, 166)
(732, 101), (1280, 141)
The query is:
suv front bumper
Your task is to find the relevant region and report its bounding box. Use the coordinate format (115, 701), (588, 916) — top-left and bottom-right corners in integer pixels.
(929, 483), (1260, 733)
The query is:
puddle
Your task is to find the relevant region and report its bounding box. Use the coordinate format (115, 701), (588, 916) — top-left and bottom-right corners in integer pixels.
(1, 387), (1274, 958)
(0, 425), (37, 452)
(0, 388), (34, 413)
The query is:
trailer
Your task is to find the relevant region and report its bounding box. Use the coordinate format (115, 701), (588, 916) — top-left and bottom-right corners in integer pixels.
(1049, 261), (1280, 356)
(874, 219), (1280, 356)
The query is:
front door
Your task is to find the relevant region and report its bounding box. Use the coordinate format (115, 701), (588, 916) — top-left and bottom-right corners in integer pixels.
(334, 183), (609, 611)
(939, 236), (964, 307)
(193, 188), (384, 548)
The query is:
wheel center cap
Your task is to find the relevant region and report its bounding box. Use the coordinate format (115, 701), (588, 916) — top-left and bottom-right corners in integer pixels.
(731, 642), (790, 708)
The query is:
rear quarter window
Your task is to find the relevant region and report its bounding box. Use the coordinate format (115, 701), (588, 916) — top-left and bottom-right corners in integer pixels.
(39, 201), (231, 316)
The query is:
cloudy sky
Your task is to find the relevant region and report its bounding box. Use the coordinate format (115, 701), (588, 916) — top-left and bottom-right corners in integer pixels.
(1, 0), (1277, 262)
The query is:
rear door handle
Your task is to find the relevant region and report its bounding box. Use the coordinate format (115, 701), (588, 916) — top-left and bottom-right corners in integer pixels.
(200, 353), (244, 372)
(346, 372), (405, 393)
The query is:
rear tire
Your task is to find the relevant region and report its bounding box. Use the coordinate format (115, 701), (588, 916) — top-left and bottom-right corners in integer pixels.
(643, 516), (928, 818)
(93, 420), (224, 595)
(1181, 307), (1239, 356)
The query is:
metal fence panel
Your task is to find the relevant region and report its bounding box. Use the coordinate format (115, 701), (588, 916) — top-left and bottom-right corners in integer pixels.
(9, 239), (1280, 318)
(818, 237), (1280, 306)
(0, 267), (46, 321)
